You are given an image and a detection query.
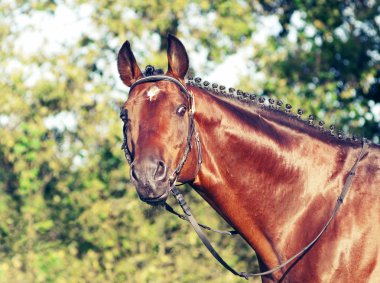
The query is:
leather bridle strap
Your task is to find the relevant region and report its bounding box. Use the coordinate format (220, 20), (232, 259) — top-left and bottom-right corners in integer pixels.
(170, 185), (248, 278)
(169, 138), (369, 279)
(164, 203), (238, 235)
(121, 122), (133, 165)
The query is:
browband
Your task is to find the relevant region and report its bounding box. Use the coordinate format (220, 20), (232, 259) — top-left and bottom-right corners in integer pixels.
(129, 75), (191, 100)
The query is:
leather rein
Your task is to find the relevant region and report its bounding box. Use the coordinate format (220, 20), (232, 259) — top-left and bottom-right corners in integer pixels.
(121, 74), (369, 280)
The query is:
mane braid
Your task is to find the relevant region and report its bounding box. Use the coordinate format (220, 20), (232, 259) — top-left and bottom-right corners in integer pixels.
(143, 65), (164, 77)
(186, 75), (370, 147)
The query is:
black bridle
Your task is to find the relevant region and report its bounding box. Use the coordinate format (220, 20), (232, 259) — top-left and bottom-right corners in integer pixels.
(121, 71), (369, 280)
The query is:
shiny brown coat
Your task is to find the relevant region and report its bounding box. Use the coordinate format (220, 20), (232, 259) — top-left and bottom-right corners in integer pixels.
(117, 35), (380, 282)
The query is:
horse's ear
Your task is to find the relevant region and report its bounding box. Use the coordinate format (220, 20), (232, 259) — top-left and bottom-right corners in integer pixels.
(166, 34), (189, 80)
(117, 40), (143, 87)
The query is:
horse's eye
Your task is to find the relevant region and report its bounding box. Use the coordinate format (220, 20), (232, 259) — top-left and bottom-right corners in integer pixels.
(176, 105), (187, 116)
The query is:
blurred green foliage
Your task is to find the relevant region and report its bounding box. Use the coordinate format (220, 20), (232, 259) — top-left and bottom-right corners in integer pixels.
(0, 0), (378, 282)
(254, 0), (380, 139)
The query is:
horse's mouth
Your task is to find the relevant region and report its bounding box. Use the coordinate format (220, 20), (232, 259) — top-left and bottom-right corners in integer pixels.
(139, 190), (169, 206)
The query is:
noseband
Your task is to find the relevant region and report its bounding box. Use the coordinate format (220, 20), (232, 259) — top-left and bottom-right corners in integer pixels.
(120, 72), (202, 184)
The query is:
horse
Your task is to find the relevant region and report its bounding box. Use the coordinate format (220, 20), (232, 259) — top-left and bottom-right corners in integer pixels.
(117, 34), (380, 282)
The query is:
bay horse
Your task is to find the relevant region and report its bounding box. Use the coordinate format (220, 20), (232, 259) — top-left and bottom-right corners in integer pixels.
(117, 34), (380, 282)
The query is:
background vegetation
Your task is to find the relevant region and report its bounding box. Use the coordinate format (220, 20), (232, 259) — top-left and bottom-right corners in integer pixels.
(0, 1), (379, 282)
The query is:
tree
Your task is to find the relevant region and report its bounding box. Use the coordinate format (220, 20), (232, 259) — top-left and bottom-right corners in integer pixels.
(253, 0), (380, 140)
(0, 0), (378, 282)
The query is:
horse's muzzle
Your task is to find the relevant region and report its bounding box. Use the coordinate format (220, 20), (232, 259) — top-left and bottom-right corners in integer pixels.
(130, 158), (169, 205)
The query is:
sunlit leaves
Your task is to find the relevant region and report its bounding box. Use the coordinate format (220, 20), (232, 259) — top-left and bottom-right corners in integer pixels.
(0, 0), (378, 282)
(251, 0), (379, 140)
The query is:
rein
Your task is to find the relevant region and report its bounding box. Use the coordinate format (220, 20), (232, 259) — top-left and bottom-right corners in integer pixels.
(121, 72), (369, 279)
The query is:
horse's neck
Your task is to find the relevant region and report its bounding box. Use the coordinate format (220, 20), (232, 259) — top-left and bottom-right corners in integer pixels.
(190, 86), (350, 272)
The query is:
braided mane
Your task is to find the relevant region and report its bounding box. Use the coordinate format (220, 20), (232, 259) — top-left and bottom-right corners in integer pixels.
(186, 75), (368, 147)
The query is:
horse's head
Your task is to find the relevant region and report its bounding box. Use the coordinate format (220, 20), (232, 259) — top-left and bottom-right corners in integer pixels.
(118, 35), (200, 205)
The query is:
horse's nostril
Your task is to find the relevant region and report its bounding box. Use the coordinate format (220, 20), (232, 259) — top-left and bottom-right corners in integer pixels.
(154, 160), (167, 181)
